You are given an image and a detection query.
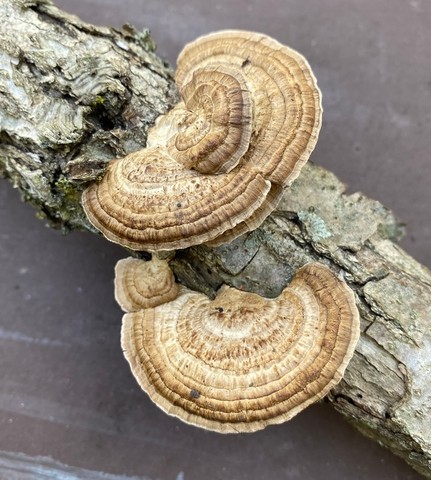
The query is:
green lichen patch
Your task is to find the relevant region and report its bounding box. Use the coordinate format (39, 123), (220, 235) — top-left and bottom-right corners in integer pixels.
(298, 210), (333, 243)
(54, 176), (80, 203)
(52, 175), (90, 231)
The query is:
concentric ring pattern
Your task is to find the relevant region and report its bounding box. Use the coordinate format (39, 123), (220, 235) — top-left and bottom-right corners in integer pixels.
(121, 263), (359, 433)
(114, 257), (179, 312)
(82, 30), (322, 252)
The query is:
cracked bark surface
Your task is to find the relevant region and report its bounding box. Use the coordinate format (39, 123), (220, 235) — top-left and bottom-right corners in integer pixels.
(0, 0), (430, 476)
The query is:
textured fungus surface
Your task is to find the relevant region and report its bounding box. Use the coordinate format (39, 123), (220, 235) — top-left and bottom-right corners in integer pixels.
(114, 257), (179, 312)
(121, 262), (360, 433)
(175, 30), (322, 186)
(160, 66), (253, 174)
(82, 30), (322, 251)
(82, 147), (271, 251)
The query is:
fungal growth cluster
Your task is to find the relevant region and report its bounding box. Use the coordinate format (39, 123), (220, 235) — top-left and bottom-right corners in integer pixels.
(81, 31), (360, 432)
(82, 30), (322, 251)
(117, 257), (360, 433)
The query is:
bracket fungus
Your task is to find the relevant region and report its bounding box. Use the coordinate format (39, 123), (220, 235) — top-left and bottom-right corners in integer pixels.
(118, 259), (360, 433)
(114, 256), (179, 312)
(82, 147), (271, 251)
(153, 66), (254, 175)
(82, 30), (322, 252)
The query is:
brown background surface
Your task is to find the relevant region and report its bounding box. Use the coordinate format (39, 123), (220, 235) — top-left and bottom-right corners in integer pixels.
(0, 0), (430, 479)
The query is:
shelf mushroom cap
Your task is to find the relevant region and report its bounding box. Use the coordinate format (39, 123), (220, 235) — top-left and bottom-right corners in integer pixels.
(114, 257), (179, 312)
(121, 262), (360, 433)
(81, 30), (322, 251)
(82, 147), (271, 251)
(149, 66), (253, 175)
(175, 30), (322, 185)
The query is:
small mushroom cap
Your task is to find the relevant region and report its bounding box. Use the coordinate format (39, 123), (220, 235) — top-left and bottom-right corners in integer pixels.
(121, 263), (359, 433)
(114, 257), (179, 312)
(150, 66), (253, 175)
(81, 147), (271, 251)
(176, 30), (322, 187)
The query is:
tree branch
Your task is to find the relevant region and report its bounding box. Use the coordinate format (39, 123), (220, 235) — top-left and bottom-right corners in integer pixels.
(1, 1), (430, 476)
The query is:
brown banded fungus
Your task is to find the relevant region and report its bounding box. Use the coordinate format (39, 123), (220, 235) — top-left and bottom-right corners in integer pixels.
(83, 147), (271, 251)
(175, 30), (322, 185)
(120, 261), (360, 433)
(151, 66), (253, 175)
(114, 256), (179, 312)
(82, 30), (322, 252)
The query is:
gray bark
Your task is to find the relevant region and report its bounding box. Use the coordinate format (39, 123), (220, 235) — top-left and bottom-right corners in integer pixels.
(0, 0), (178, 229)
(1, 0), (430, 476)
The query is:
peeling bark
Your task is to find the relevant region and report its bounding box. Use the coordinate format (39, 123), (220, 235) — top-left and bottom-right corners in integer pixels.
(1, 1), (430, 477)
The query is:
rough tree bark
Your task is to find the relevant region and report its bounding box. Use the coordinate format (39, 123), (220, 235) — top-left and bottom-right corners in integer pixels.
(1, 0), (430, 476)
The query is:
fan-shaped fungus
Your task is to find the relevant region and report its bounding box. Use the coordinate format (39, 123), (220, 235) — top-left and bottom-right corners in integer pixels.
(114, 256), (179, 312)
(154, 66), (253, 175)
(174, 30), (322, 184)
(83, 147), (270, 251)
(120, 261), (359, 433)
